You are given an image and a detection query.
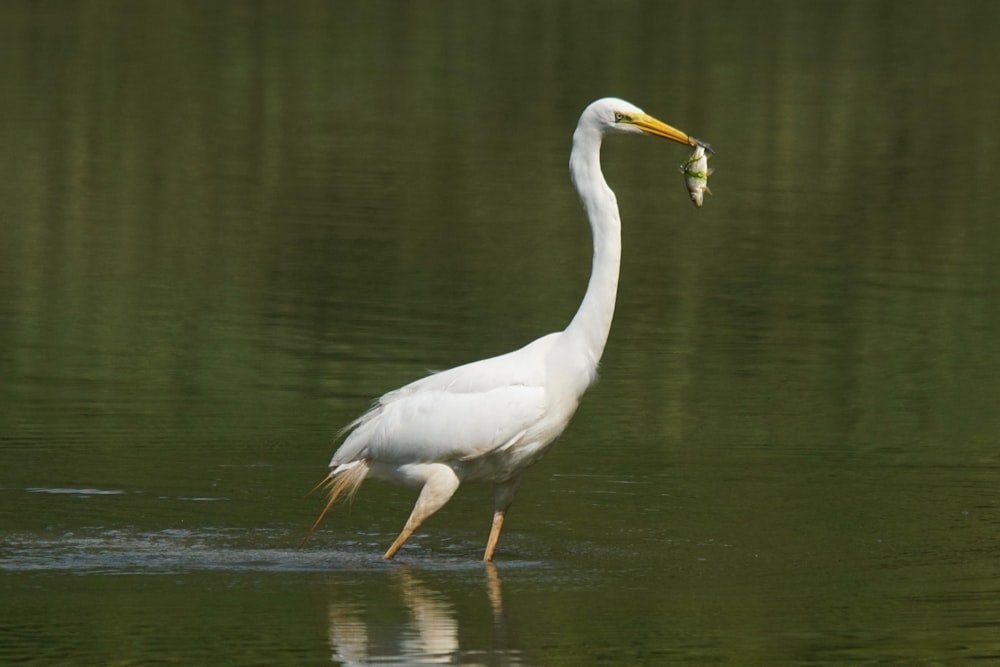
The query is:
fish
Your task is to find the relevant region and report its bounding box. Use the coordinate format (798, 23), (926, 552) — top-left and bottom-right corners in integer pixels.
(679, 144), (713, 207)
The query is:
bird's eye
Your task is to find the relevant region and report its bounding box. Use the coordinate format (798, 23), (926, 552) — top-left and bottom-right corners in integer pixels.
(614, 112), (628, 122)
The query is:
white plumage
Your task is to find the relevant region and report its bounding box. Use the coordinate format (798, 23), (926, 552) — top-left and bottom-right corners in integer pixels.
(305, 98), (706, 561)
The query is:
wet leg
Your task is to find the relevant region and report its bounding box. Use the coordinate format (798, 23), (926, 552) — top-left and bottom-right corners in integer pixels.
(383, 464), (460, 560)
(483, 476), (521, 562)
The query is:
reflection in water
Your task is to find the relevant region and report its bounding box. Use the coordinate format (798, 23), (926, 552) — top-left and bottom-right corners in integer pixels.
(328, 565), (525, 666)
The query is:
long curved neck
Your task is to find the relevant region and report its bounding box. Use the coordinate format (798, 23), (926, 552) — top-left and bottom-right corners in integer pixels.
(565, 124), (621, 377)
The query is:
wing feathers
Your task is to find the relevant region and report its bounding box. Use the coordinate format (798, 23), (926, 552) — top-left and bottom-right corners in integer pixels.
(329, 333), (561, 468)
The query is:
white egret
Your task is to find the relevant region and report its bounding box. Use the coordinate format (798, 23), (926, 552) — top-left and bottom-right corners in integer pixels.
(305, 97), (710, 561)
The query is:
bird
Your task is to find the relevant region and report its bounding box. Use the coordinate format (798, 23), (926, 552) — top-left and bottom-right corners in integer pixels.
(304, 97), (710, 561)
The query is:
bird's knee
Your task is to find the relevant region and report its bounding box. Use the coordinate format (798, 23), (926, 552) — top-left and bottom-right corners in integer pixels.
(409, 464), (461, 521)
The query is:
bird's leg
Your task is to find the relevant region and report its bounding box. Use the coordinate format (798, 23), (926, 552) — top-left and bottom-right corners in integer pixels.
(483, 477), (521, 562)
(383, 464), (461, 560)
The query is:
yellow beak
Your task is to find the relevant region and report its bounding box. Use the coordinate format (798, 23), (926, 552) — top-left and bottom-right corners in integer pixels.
(631, 113), (713, 153)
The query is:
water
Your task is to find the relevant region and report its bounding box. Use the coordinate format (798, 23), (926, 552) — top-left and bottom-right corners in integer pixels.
(2, 1), (999, 664)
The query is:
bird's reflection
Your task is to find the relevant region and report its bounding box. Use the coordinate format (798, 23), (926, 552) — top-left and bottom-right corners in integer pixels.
(327, 563), (527, 666)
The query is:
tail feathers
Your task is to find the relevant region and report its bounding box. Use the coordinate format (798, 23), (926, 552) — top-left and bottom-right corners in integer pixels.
(299, 461), (370, 547)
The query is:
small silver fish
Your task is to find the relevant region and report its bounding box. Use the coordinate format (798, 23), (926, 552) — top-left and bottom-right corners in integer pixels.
(679, 145), (713, 207)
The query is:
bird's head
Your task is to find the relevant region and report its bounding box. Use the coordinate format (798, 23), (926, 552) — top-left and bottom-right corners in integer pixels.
(584, 97), (712, 153)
